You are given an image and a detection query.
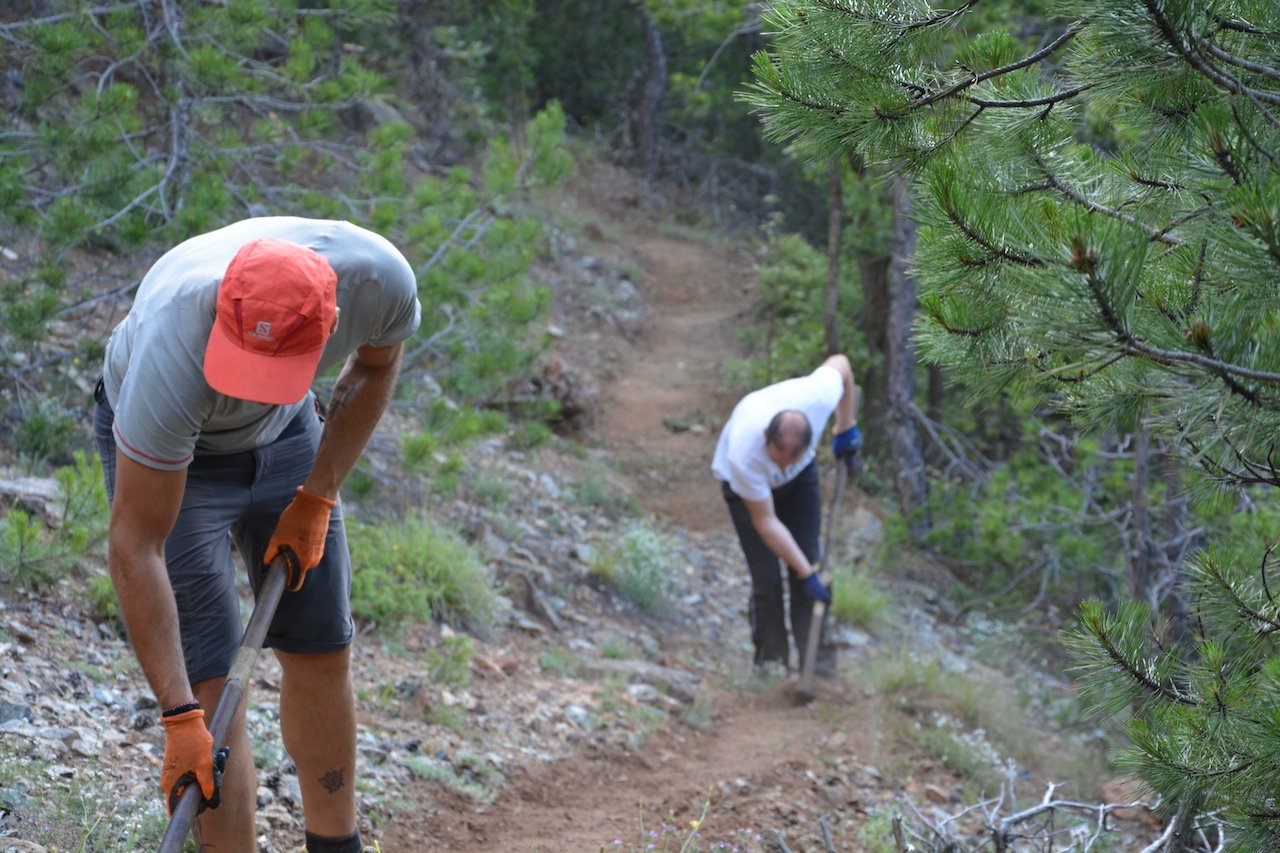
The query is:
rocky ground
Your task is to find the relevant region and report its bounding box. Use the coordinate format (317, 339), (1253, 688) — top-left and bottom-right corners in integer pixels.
(1, 156), (1167, 852)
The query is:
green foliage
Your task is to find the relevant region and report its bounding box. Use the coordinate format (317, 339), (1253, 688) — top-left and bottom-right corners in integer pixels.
(734, 220), (869, 395)
(829, 566), (889, 631)
(3, 8), (571, 463)
(85, 571), (119, 626)
(570, 471), (639, 519)
(12, 399), (82, 468)
(748, 2), (1280, 837)
(536, 646), (580, 675)
(424, 633), (476, 689)
(588, 522), (682, 616)
(600, 639), (634, 660)
(347, 515), (504, 634)
(508, 419), (554, 452)
(0, 451), (109, 590)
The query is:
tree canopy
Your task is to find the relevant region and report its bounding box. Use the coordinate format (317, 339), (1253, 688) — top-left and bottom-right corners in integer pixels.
(746, 0), (1280, 845)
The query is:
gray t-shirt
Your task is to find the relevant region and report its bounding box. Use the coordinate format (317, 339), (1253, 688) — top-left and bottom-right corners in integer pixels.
(103, 217), (421, 470)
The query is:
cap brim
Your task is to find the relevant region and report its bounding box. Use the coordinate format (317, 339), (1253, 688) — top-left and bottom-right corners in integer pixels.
(203, 323), (321, 405)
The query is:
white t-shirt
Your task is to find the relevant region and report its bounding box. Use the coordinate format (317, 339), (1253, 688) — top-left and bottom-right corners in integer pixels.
(102, 217), (422, 470)
(711, 364), (844, 501)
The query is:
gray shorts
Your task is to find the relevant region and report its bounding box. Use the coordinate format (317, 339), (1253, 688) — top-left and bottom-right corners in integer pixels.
(93, 386), (354, 684)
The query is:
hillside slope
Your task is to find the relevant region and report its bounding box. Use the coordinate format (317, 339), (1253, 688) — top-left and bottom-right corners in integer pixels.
(0, 154), (1157, 852)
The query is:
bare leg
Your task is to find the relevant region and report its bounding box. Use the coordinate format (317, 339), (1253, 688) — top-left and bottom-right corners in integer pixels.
(276, 647), (358, 837)
(189, 676), (258, 850)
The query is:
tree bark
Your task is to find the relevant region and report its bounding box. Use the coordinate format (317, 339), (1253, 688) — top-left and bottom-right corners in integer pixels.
(887, 178), (929, 535)
(1129, 424), (1154, 606)
(854, 165), (891, 450)
(630, 2), (668, 182)
(824, 162), (843, 354)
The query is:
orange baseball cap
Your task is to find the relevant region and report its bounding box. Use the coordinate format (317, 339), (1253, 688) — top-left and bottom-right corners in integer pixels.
(203, 238), (339, 405)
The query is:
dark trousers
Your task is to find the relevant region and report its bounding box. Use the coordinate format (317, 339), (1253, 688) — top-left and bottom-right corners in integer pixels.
(723, 460), (833, 671)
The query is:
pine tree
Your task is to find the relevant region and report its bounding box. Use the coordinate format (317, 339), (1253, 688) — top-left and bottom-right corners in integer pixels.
(745, 1), (1280, 845)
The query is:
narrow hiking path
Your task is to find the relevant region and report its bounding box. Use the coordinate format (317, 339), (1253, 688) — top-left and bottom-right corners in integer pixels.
(594, 230), (750, 534)
(397, 167), (889, 851)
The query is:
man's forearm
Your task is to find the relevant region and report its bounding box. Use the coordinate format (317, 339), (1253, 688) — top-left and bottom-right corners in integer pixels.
(305, 351), (401, 499)
(110, 543), (194, 709)
(756, 516), (815, 578)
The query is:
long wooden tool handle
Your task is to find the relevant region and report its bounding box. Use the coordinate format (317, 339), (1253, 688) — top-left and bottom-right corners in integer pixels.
(158, 555), (288, 853)
(797, 461), (849, 699)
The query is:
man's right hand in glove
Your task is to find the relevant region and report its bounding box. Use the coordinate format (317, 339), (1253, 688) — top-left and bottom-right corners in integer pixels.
(265, 486), (337, 591)
(832, 424), (862, 470)
(800, 572), (832, 604)
(161, 706), (224, 814)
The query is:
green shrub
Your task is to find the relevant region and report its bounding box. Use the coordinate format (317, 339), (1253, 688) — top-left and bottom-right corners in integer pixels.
(570, 471), (638, 518)
(0, 450), (108, 589)
(588, 522), (681, 616)
(829, 566), (889, 631)
(13, 399), (82, 468)
(537, 646), (579, 674)
(600, 639), (633, 660)
(85, 571), (119, 625)
(508, 419), (553, 451)
(347, 515), (504, 634)
(424, 633), (475, 689)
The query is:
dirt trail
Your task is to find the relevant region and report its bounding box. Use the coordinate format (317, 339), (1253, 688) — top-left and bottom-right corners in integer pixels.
(409, 180), (879, 851)
(594, 228), (752, 534)
(428, 685), (871, 852)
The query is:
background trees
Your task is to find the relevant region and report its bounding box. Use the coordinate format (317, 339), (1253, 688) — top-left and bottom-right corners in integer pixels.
(746, 0), (1280, 844)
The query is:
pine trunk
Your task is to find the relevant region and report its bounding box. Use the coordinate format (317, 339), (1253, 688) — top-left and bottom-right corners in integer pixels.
(631, 4), (667, 181)
(887, 178), (928, 534)
(824, 162), (842, 355)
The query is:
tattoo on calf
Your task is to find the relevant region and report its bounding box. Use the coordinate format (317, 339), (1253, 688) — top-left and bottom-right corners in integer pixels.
(320, 768), (345, 794)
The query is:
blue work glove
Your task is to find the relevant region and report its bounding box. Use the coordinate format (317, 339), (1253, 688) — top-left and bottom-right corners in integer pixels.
(832, 425), (862, 473)
(800, 572), (831, 604)
(832, 425), (862, 459)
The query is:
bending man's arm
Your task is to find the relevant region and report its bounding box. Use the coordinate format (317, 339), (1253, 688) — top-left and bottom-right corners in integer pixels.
(744, 495), (816, 579)
(304, 341), (404, 499)
(108, 457), (193, 710)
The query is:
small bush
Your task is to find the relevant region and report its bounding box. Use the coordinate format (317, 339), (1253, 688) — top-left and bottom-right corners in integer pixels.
(0, 450), (108, 589)
(508, 419), (552, 451)
(424, 633), (475, 688)
(347, 515), (504, 634)
(14, 400), (82, 467)
(570, 471), (638, 518)
(600, 639), (633, 660)
(86, 571), (119, 625)
(588, 522), (681, 616)
(537, 646), (579, 674)
(829, 566), (889, 631)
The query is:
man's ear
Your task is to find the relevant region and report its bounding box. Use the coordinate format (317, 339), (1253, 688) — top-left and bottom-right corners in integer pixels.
(331, 306), (340, 335)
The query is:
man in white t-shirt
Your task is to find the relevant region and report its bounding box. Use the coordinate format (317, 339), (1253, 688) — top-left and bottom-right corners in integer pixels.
(711, 353), (861, 674)
(93, 218), (420, 853)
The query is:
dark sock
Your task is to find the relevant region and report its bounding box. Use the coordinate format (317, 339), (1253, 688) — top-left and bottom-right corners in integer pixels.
(305, 830), (363, 853)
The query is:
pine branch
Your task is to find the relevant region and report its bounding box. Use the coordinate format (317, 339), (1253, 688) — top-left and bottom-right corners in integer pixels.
(1143, 0), (1280, 107)
(1079, 604), (1199, 706)
(1199, 40), (1280, 86)
(1199, 549), (1280, 635)
(1033, 151), (1181, 246)
(1083, 266), (1280, 385)
(939, 191), (1044, 267)
(879, 24), (1082, 119)
(809, 0), (977, 33)
(970, 84), (1093, 110)
(1230, 103), (1280, 169)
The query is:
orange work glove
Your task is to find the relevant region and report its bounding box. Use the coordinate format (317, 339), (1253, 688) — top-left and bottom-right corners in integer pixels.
(266, 486), (337, 591)
(161, 707), (226, 814)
